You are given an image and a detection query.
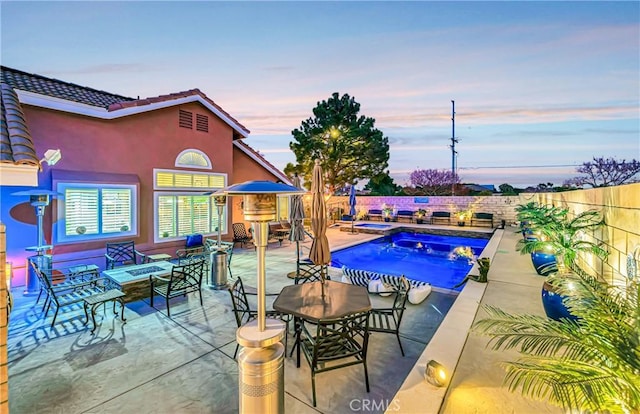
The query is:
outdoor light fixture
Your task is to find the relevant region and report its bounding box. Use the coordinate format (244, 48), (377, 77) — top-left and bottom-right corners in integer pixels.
(40, 149), (62, 166)
(425, 360), (448, 387)
(214, 180), (303, 414)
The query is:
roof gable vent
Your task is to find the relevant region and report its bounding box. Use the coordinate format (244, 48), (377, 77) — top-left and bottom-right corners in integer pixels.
(179, 109), (193, 129)
(196, 114), (208, 132)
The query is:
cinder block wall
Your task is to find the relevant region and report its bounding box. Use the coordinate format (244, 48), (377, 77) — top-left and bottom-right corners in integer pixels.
(325, 195), (520, 226)
(529, 183), (640, 288)
(1, 223), (8, 413)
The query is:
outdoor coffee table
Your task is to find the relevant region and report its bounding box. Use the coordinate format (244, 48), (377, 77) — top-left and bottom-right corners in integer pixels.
(83, 289), (126, 334)
(102, 261), (174, 302)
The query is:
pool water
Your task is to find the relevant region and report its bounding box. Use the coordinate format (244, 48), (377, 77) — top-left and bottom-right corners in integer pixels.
(331, 231), (489, 290)
(354, 223), (392, 229)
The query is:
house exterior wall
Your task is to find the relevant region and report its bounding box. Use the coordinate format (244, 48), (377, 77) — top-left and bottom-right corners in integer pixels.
(1, 102), (266, 286)
(230, 146), (284, 227)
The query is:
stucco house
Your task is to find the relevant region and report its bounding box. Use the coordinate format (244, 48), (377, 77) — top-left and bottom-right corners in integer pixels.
(0, 66), (290, 287)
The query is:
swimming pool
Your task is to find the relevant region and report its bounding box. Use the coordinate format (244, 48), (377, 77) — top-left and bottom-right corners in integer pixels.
(331, 231), (490, 290)
(354, 223), (392, 229)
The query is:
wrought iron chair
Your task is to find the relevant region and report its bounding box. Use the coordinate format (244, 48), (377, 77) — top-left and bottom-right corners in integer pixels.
(30, 261), (105, 327)
(232, 223), (254, 249)
(105, 241), (146, 269)
(228, 277), (290, 358)
(295, 261), (330, 285)
(298, 311), (371, 407)
(149, 257), (206, 317)
(368, 276), (410, 356)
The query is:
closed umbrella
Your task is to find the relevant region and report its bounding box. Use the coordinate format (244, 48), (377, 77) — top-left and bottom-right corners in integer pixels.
(309, 159), (330, 279)
(349, 184), (357, 234)
(289, 174), (306, 274)
(349, 184), (357, 217)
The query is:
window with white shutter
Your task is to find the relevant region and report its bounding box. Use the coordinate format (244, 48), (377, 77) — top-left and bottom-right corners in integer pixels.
(153, 168), (227, 243)
(57, 183), (137, 242)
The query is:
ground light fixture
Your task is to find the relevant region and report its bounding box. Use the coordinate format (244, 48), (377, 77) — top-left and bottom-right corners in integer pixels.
(425, 360), (449, 387)
(214, 180), (304, 414)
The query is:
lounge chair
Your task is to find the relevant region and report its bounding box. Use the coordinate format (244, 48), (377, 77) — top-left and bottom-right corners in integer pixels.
(430, 211), (451, 225)
(396, 210), (415, 223)
(471, 212), (494, 228)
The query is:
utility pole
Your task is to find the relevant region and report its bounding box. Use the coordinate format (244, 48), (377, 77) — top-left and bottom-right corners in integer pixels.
(450, 100), (458, 196)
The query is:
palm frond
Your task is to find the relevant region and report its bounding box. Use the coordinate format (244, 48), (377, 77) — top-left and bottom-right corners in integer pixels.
(474, 270), (640, 412)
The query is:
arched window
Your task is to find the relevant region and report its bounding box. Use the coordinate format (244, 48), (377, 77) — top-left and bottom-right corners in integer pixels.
(175, 149), (212, 169)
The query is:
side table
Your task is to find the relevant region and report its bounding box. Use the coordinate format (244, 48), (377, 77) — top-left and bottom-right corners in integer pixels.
(146, 253), (172, 263)
(83, 289), (127, 334)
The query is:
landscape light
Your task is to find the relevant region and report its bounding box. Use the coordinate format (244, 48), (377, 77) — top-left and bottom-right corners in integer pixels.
(425, 360), (448, 387)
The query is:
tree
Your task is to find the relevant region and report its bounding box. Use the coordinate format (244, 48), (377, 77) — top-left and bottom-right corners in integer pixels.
(287, 92), (390, 193)
(408, 169), (460, 195)
(498, 183), (517, 195)
(564, 157), (640, 188)
(363, 171), (401, 196)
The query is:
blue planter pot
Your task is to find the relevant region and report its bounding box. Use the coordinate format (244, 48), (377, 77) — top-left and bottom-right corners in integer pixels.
(541, 281), (578, 321)
(530, 252), (557, 276)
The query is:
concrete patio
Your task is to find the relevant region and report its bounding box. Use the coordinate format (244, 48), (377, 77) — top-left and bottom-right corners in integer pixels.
(7, 224), (561, 413)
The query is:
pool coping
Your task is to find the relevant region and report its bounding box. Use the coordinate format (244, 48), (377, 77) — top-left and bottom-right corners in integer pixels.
(386, 228), (504, 413)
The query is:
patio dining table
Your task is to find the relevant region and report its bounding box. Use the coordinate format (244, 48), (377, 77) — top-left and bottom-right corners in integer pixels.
(273, 280), (372, 366)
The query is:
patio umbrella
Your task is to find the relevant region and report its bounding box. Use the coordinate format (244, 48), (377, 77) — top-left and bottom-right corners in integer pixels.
(289, 174), (306, 274)
(349, 184), (357, 234)
(349, 184), (357, 217)
(309, 159), (330, 279)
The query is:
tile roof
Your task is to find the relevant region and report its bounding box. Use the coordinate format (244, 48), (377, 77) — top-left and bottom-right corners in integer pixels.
(0, 83), (40, 167)
(1, 66), (134, 108)
(108, 89), (250, 135)
(0, 66), (250, 136)
(234, 140), (290, 184)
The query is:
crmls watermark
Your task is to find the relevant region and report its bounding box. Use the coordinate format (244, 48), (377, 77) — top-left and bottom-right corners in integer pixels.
(349, 398), (401, 412)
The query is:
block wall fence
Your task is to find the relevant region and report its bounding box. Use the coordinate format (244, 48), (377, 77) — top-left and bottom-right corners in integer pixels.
(329, 183), (640, 288)
(532, 182), (640, 289)
(324, 195), (521, 225)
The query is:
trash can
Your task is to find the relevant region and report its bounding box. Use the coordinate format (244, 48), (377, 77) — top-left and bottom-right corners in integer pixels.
(208, 249), (228, 289)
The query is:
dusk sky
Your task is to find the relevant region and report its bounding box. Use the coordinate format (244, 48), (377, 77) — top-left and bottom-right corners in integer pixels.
(2, 1), (638, 188)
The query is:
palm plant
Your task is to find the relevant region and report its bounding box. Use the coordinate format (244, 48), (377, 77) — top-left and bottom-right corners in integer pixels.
(515, 209), (607, 274)
(473, 269), (640, 413)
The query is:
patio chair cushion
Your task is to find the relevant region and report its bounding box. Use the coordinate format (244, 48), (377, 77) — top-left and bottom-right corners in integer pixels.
(368, 279), (394, 297)
(407, 283), (432, 305)
(186, 234), (203, 248)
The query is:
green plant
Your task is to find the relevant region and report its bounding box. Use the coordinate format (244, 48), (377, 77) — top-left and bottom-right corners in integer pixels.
(473, 269), (640, 413)
(516, 209), (607, 274)
(454, 257), (490, 288)
(416, 208), (427, 218)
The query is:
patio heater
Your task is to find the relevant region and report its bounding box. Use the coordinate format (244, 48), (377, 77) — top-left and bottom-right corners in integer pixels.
(207, 193), (228, 290)
(214, 181), (303, 414)
(11, 190), (62, 296)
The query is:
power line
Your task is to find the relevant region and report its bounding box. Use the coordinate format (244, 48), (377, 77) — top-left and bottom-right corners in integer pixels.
(459, 164), (580, 170)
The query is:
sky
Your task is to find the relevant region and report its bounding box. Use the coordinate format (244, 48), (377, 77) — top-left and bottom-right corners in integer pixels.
(1, 1), (638, 188)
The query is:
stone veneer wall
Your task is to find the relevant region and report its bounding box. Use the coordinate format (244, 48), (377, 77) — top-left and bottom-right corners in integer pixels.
(528, 182), (640, 288)
(0, 223), (7, 413)
(325, 195), (520, 226)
